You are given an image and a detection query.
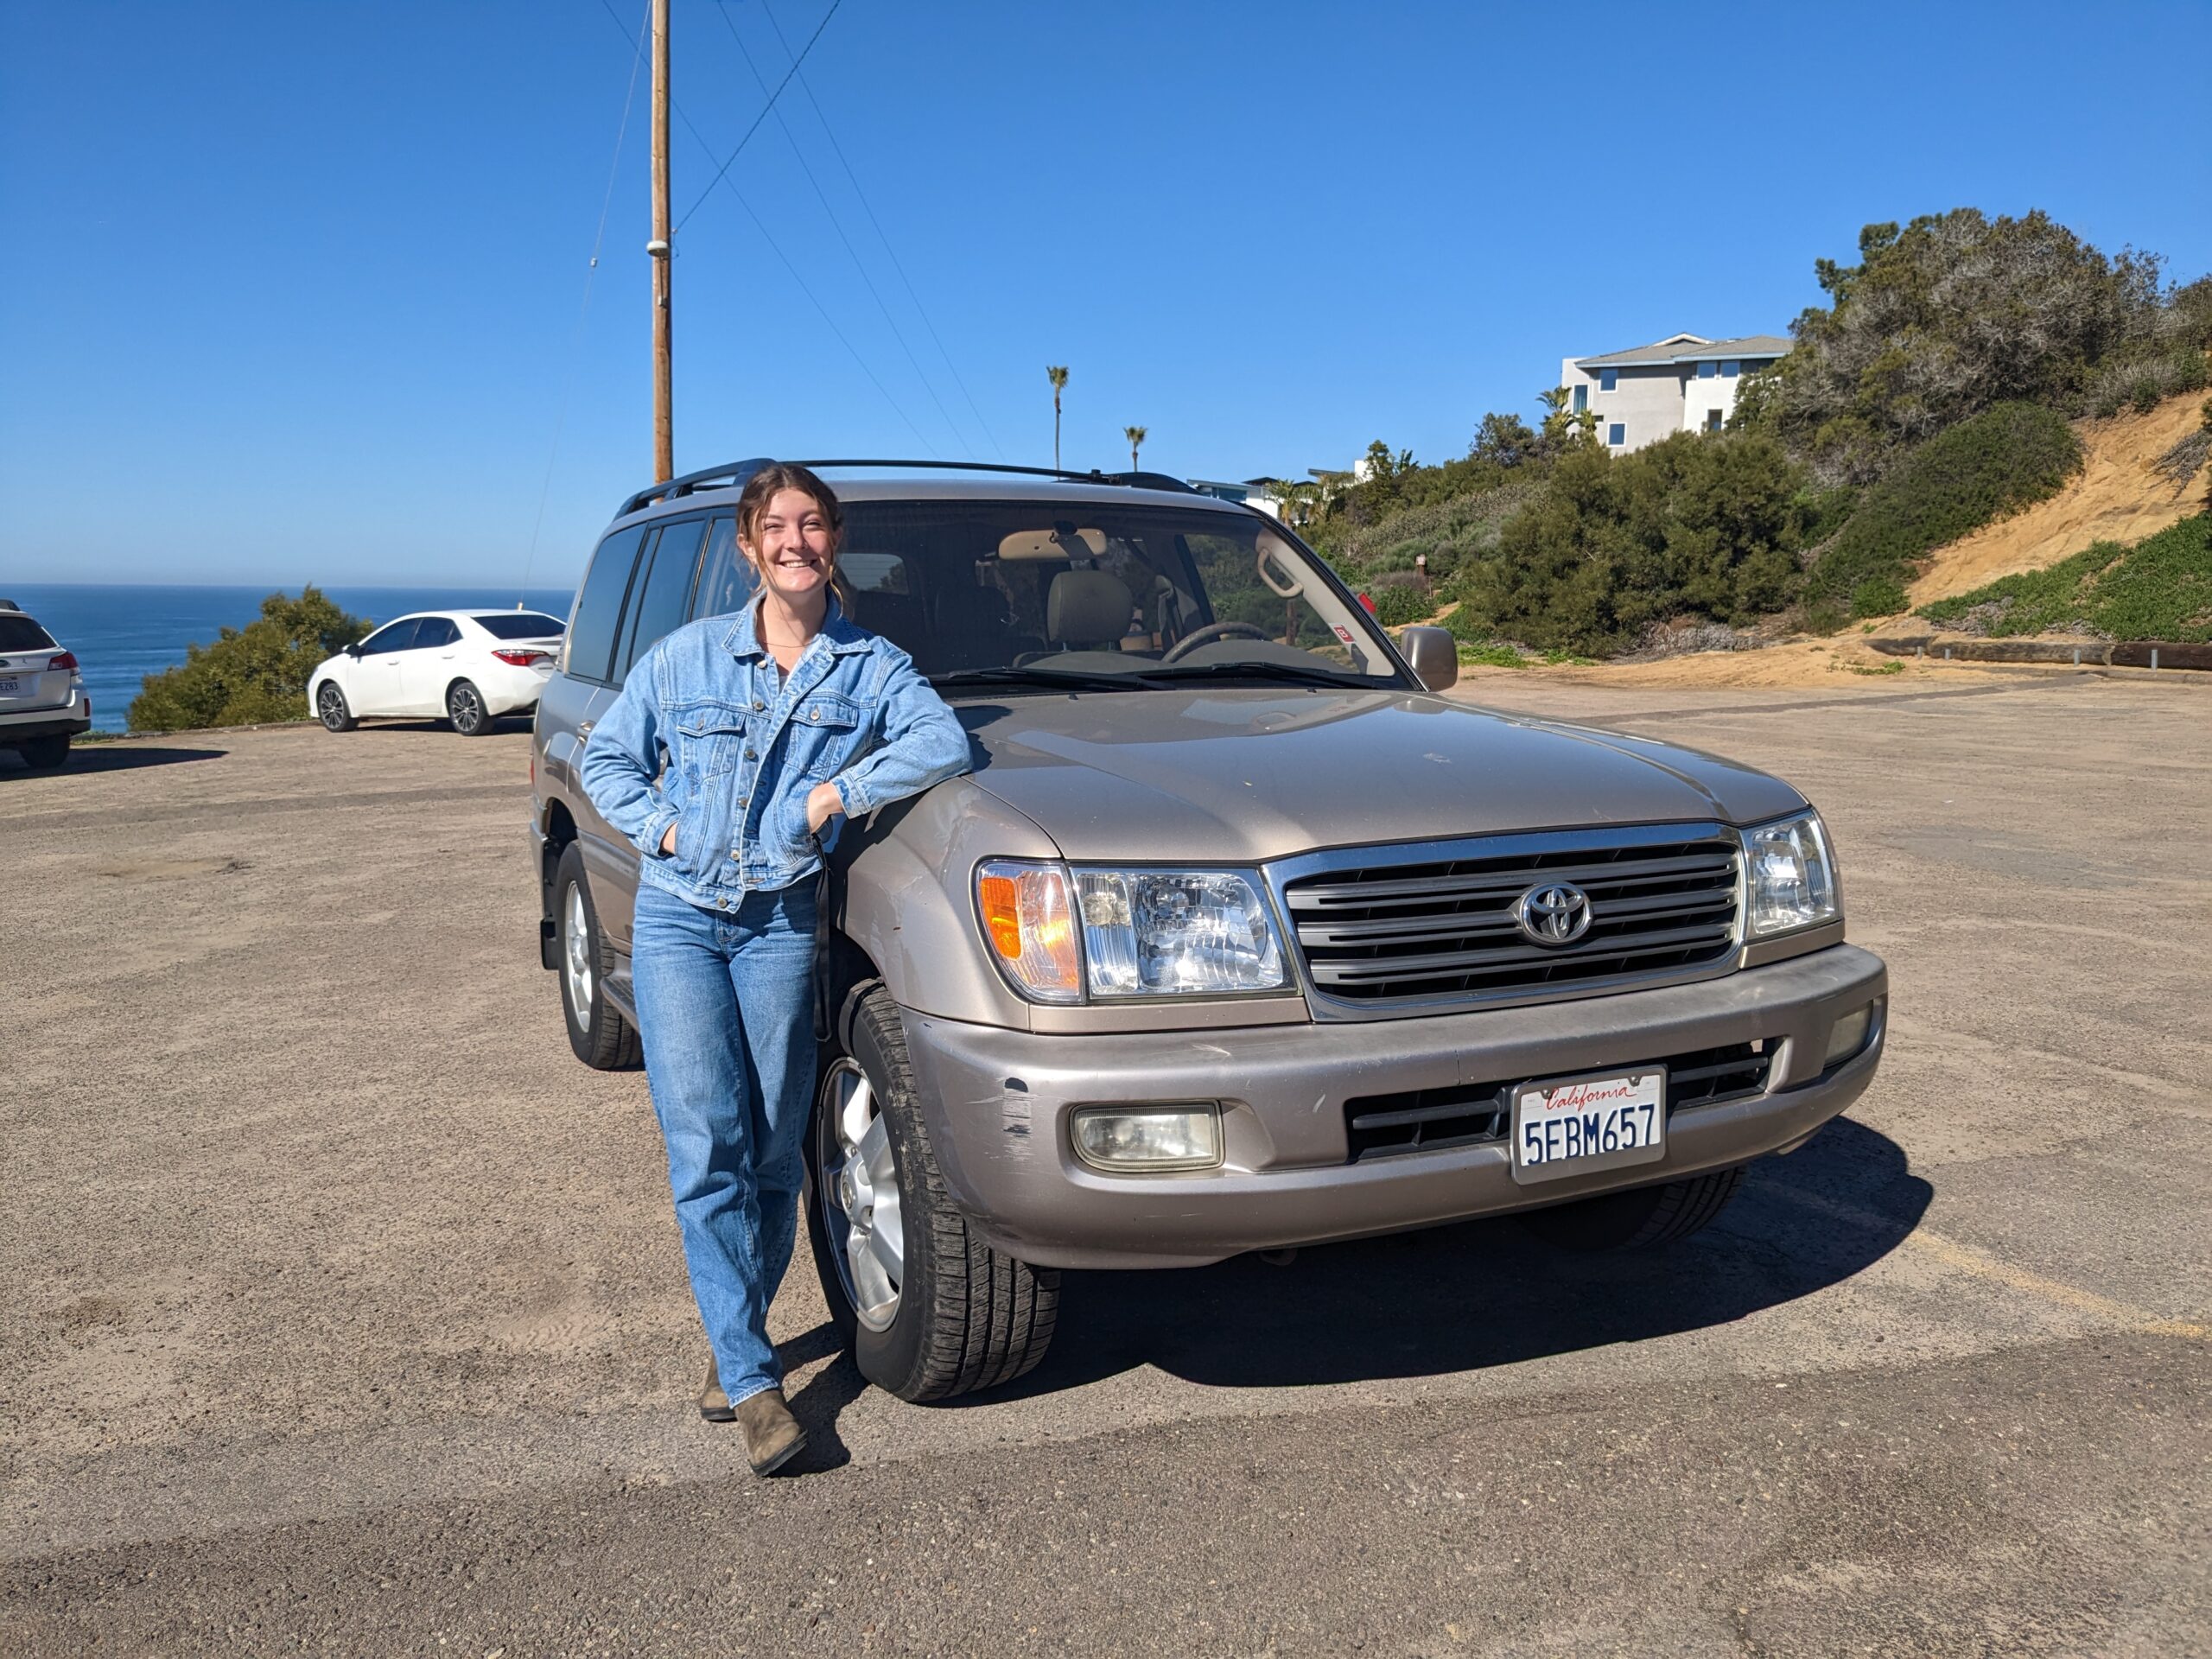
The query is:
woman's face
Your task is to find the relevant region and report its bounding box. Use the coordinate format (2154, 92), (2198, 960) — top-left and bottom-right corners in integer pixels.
(743, 487), (839, 606)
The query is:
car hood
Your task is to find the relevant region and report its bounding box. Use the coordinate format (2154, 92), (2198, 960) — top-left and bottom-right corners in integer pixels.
(952, 689), (1805, 862)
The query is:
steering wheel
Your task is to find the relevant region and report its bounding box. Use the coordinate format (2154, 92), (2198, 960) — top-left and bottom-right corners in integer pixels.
(1162, 620), (1271, 663)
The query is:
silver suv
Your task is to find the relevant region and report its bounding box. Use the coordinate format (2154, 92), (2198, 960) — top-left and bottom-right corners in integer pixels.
(528, 461), (1887, 1402)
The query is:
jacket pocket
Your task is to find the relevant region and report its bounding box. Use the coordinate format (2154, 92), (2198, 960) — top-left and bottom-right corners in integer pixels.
(791, 691), (868, 780)
(671, 701), (752, 782)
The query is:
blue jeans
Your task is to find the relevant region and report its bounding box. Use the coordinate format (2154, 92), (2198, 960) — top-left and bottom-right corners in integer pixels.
(631, 880), (818, 1405)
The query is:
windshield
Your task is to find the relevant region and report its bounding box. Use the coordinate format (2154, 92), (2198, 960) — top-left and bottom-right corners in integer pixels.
(830, 500), (1402, 689)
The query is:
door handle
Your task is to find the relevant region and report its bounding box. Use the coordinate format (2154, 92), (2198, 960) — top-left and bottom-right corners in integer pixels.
(576, 720), (595, 741)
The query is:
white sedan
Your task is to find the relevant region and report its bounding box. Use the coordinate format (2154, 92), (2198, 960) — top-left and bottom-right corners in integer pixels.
(308, 609), (567, 737)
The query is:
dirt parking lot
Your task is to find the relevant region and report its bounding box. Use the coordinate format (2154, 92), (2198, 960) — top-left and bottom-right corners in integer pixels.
(4, 671), (2209, 1656)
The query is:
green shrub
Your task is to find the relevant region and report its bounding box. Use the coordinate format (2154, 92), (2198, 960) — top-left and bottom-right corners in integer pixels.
(1851, 577), (1909, 618)
(1916, 512), (2210, 641)
(1452, 433), (1813, 656)
(129, 587), (372, 731)
(1367, 582), (1436, 628)
(1804, 402), (2082, 618)
(1457, 643), (1527, 669)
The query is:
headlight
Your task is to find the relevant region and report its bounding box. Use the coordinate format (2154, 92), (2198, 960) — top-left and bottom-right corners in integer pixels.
(976, 861), (1288, 1001)
(1739, 810), (1840, 938)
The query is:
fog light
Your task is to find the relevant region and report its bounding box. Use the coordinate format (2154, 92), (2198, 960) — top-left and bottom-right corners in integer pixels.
(1071, 1104), (1223, 1172)
(1824, 1006), (1872, 1067)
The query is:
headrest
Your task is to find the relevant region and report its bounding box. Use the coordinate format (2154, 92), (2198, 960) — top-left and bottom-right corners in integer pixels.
(1046, 569), (1134, 648)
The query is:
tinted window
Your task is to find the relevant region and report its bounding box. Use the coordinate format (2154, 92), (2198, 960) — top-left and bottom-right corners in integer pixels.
(566, 526), (648, 683)
(1720, 360), (1740, 378)
(618, 518), (708, 682)
(1608, 423), (1626, 446)
(359, 619), (422, 654)
(690, 516), (752, 620)
(415, 617), (460, 648)
(1599, 368), (1618, 391)
(0, 614), (57, 652)
(1571, 384), (1587, 413)
(1698, 360), (1717, 378)
(473, 613), (566, 640)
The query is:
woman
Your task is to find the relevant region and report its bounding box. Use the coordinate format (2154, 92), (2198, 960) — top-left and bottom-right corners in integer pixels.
(579, 463), (970, 1475)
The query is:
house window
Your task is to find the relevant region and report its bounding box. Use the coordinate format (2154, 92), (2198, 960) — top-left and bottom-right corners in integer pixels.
(1706, 410), (1724, 432)
(1572, 384), (1587, 414)
(1607, 423), (1626, 447)
(1698, 361), (1717, 379)
(1599, 368), (1618, 392)
(1721, 360), (1740, 378)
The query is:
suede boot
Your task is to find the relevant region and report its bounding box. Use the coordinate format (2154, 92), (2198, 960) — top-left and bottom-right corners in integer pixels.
(734, 1388), (807, 1475)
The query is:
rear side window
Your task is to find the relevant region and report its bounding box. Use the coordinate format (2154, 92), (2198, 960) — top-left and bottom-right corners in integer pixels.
(473, 613), (565, 640)
(690, 516), (753, 620)
(415, 617), (460, 648)
(0, 614), (57, 651)
(618, 518), (709, 682)
(566, 526), (648, 683)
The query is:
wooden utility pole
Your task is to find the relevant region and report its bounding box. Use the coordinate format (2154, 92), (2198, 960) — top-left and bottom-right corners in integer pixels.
(648, 0), (673, 482)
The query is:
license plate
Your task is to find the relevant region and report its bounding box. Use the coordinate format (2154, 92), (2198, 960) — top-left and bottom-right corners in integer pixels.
(1510, 1067), (1666, 1185)
(0, 678), (17, 696)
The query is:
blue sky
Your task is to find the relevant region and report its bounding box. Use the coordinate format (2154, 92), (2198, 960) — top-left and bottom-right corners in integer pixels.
(3, 0), (2209, 588)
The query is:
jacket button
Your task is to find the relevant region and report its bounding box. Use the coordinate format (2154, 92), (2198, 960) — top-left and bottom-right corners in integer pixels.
(753, 700), (765, 711)
(729, 849), (740, 860)
(744, 749), (755, 760)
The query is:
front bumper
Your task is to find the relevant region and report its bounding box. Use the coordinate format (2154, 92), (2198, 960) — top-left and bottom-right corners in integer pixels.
(900, 944), (1888, 1268)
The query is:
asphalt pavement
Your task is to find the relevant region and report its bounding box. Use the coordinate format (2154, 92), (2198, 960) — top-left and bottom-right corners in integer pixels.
(3, 670), (2207, 1656)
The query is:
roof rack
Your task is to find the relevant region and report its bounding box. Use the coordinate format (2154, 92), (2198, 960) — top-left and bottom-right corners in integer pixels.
(615, 458), (1199, 519)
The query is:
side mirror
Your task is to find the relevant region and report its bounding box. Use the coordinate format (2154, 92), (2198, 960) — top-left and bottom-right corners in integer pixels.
(1397, 626), (1458, 693)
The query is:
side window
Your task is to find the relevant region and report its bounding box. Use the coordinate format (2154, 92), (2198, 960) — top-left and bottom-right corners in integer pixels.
(618, 518), (708, 682)
(566, 525), (648, 683)
(359, 619), (421, 655)
(415, 617), (460, 648)
(690, 516), (753, 620)
(1608, 423), (1627, 447)
(1698, 360), (1718, 379)
(1571, 384), (1588, 414)
(1599, 367), (1618, 392)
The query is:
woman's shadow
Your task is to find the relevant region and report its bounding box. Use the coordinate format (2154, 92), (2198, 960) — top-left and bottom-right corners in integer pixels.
(782, 1115), (1928, 1451)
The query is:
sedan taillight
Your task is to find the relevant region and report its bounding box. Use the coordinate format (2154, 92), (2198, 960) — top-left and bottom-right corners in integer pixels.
(48, 651), (79, 672)
(491, 648), (553, 667)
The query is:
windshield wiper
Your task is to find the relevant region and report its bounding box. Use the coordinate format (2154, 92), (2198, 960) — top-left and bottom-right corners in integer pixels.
(929, 665), (1154, 695)
(1127, 659), (1393, 691)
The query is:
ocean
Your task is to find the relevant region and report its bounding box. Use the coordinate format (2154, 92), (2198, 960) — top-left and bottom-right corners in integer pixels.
(3, 583), (578, 733)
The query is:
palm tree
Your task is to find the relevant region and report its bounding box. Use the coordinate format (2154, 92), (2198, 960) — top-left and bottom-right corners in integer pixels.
(1124, 424), (1147, 471)
(1046, 365), (1069, 470)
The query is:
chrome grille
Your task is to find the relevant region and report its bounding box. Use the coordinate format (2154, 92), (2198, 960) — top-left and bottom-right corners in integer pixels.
(1281, 827), (1741, 1008)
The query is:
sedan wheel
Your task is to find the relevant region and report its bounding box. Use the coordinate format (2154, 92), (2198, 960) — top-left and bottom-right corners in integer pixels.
(817, 1058), (904, 1332)
(447, 679), (491, 736)
(317, 683), (357, 732)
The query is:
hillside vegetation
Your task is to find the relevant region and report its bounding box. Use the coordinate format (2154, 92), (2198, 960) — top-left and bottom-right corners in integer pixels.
(1916, 511), (2212, 643)
(1304, 207), (2212, 658)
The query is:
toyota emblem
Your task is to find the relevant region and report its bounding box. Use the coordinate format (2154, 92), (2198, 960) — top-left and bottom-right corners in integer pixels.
(1514, 882), (1592, 946)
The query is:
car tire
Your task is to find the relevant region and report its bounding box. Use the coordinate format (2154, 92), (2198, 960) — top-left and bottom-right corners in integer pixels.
(805, 984), (1058, 1402)
(1518, 1164), (1747, 1252)
(554, 842), (639, 1070)
(316, 682), (358, 732)
(19, 734), (70, 771)
(447, 679), (493, 737)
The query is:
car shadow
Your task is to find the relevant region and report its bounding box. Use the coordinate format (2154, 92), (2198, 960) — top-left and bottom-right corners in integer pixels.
(961, 1116), (1928, 1400)
(0, 743), (227, 775)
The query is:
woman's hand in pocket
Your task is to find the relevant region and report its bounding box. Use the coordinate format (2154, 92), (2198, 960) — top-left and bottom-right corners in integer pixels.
(804, 781), (845, 835)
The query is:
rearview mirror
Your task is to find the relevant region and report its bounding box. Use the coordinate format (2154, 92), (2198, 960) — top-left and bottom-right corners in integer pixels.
(1398, 626), (1458, 693)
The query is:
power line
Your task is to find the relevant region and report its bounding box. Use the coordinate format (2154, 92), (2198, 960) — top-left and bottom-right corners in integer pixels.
(521, 0), (652, 604)
(590, 0), (938, 456)
(759, 0), (1005, 458)
(671, 0), (841, 236)
(715, 0), (972, 457)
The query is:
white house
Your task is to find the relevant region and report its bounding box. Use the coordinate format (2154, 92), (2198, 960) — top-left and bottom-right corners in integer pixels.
(1558, 333), (1789, 454)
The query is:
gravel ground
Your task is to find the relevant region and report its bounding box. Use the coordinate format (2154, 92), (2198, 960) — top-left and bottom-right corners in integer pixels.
(3, 674), (2207, 1656)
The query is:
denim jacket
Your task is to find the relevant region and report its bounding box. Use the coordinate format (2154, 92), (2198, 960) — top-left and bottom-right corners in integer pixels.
(578, 597), (972, 910)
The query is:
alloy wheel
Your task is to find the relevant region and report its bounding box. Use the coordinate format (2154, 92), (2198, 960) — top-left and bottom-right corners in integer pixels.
(449, 684), (484, 734)
(818, 1058), (903, 1332)
(318, 685), (345, 729)
(562, 880), (594, 1017)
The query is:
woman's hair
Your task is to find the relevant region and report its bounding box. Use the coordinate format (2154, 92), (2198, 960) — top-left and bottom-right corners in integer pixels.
(734, 461), (854, 613)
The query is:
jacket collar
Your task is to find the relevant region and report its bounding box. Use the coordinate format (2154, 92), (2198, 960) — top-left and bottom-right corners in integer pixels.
(720, 592), (871, 661)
